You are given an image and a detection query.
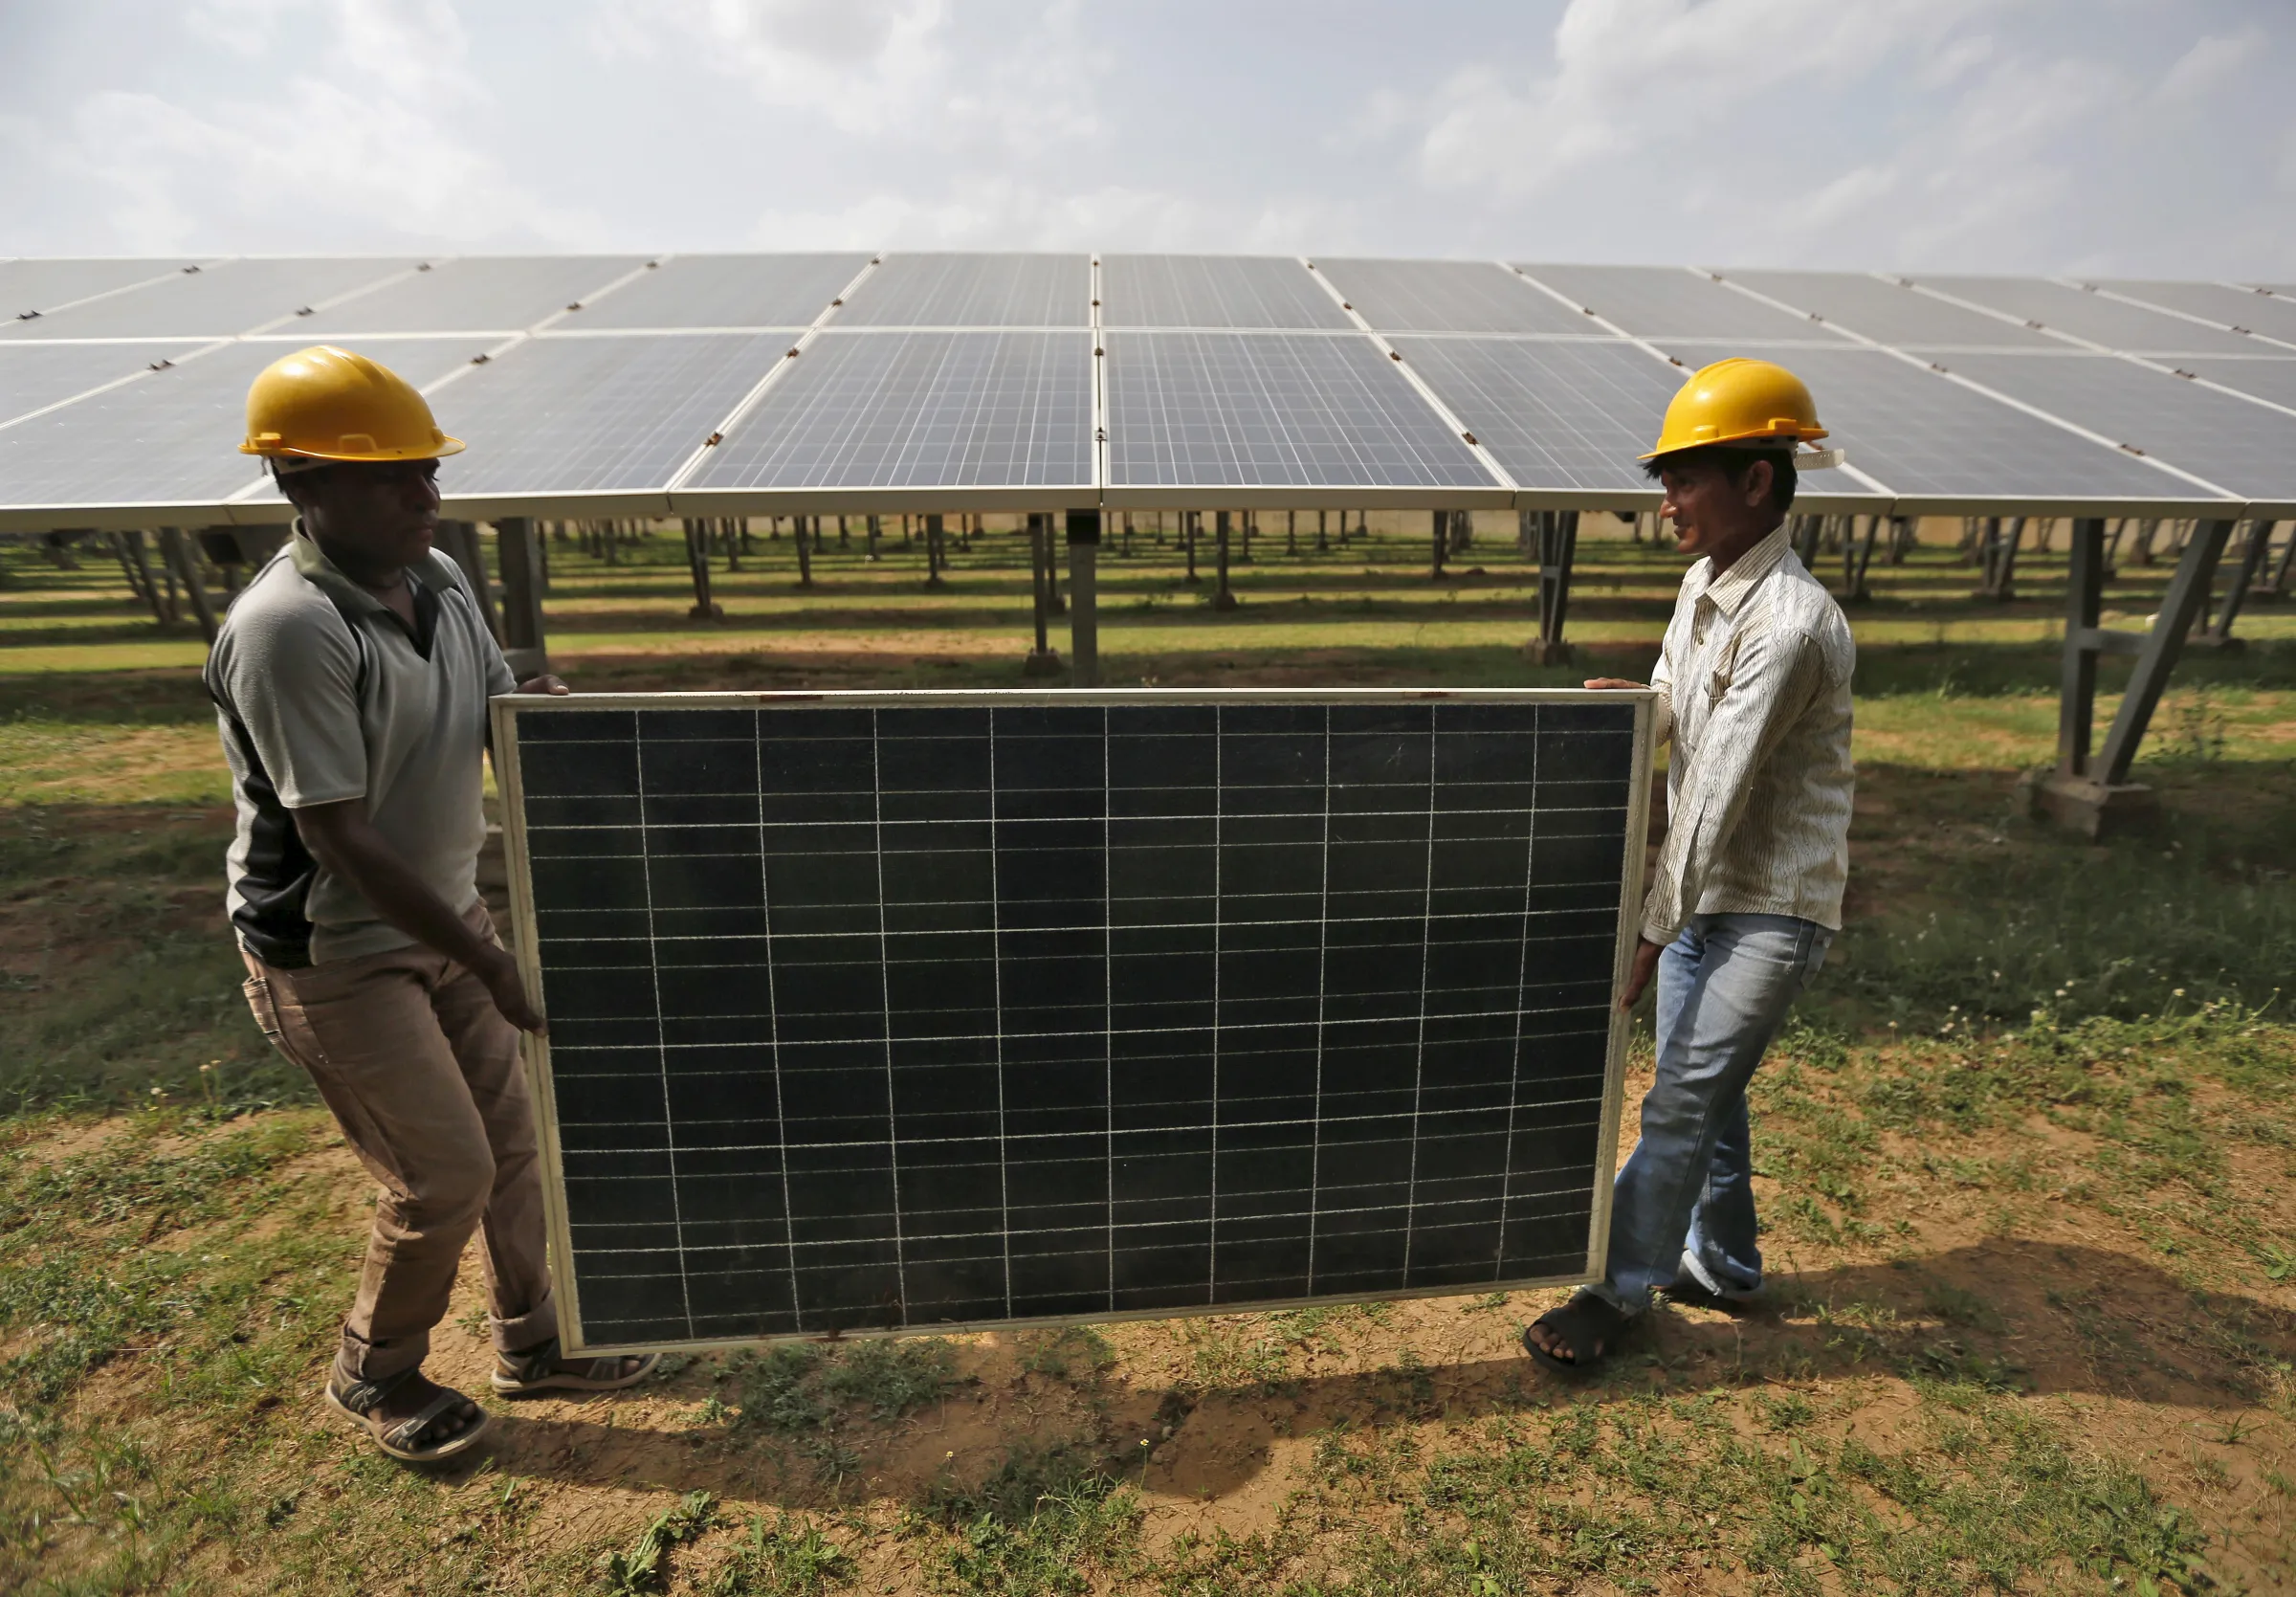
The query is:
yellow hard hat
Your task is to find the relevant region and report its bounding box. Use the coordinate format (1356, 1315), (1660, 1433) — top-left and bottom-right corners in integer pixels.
(239, 344), (464, 462)
(1642, 357), (1827, 460)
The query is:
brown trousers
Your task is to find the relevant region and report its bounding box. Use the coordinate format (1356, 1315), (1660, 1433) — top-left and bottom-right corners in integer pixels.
(242, 904), (557, 1384)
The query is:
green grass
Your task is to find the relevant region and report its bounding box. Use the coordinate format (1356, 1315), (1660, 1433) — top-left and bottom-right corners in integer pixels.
(0, 526), (2292, 1593)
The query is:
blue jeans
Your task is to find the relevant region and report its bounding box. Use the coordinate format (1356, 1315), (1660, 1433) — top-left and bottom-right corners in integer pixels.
(1592, 913), (1832, 1315)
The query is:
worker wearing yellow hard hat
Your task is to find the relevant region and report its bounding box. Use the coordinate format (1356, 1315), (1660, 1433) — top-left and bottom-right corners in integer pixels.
(1527, 356), (1857, 1376)
(208, 346), (655, 1464)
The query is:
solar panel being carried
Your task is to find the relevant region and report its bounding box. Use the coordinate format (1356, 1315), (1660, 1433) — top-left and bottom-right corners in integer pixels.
(1313, 260), (1592, 336)
(573, 255), (869, 331)
(1099, 255), (1352, 330)
(1103, 331), (1498, 493)
(499, 691), (1645, 1347)
(684, 330), (1093, 494)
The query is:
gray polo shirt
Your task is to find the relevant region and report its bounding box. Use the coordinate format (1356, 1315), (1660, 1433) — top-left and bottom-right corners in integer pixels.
(207, 524), (515, 967)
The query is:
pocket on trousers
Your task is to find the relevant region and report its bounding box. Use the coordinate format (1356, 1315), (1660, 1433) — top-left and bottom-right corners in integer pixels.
(243, 975), (287, 1045)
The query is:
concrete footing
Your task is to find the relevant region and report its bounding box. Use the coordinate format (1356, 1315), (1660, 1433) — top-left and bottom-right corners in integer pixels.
(2018, 770), (2159, 840)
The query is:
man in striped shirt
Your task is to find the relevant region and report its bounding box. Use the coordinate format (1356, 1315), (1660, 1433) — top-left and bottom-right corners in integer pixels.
(1526, 359), (1856, 1374)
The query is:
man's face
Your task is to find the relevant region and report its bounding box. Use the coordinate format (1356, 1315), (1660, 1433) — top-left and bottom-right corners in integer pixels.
(1657, 455), (1775, 559)
(292, 459), (442, 573)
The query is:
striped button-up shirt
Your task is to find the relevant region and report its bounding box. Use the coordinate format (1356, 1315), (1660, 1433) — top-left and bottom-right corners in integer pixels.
(1640, 524), (1856, 946)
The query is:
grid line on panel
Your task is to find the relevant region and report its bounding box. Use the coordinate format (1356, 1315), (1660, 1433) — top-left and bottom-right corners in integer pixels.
(1497, 711), (1541, 1277)
(1308, 709), (1332, 1292)
(1208, 707), (1225, 1304)
(988, 713), (1013, 1316)
(869, 711), (910, 1311)
(633, 725), (697, 1337)
(1402, 715), (1437, 1281)
(1386, 338), (1673, 493)
(757, 710), (806, 1330)
(1102, 707), (1116, 1313)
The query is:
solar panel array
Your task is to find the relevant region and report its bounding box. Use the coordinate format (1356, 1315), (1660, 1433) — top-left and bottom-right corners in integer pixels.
(500, 691), (1645, 1349)
(3, 253), (2290, 525)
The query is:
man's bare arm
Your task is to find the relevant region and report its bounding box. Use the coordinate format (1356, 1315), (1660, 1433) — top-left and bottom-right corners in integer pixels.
(292, 799), (545, 1032)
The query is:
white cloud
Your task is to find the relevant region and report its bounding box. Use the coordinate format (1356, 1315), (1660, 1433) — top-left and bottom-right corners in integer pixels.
(587, 0), (953, 134)
(2152, 28), (2263, 107)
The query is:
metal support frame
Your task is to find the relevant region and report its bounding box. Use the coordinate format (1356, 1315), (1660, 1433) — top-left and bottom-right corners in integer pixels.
(679, 517), (721, 621)
(1843, 515), (1882, 604)
(1211, 510), (1237, 610)
(1429, 509), (1447, 580)
(2266, 520), (2296, 599)
(1066, 509), (1100, 688)
(923, 512), (946, 588)
(1976, 515), (2023, 601)
(1182, 509), (1200, 583)
(437, 521), (503, 642)
(1022, 514), (1061, 677)
(2192, 519), (2272, 648)
(497, 516), (551, 677)
(1525, 509), (1578, 666)
(793, 515), (813, 588)
(2025, 517), (2234, 837)
(156, 526), (218, 645)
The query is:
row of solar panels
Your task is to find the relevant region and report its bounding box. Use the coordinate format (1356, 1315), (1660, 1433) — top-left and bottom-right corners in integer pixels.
(2, 253), (2292, 529)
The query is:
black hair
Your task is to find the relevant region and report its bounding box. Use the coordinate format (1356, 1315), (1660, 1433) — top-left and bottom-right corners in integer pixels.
(1642, 445), (1797, 512)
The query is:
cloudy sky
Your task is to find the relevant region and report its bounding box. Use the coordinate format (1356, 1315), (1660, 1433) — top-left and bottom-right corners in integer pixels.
(2, 0), (2289, 277)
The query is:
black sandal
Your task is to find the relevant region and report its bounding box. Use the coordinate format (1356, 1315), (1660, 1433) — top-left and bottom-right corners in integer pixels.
(492, 1335), (658, 1397)
(323, 1366), (490, 1463)
(1522, 1292), (1634, 1374)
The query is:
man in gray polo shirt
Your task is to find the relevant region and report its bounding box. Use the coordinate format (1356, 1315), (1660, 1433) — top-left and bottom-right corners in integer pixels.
(211, 345), (651, 1463)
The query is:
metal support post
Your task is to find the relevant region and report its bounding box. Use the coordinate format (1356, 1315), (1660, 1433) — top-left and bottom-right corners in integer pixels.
(437, 521), (503, 642)
(2025, 519), (2233, 836)
(1976, 516), (2023, 600)
(1429, 509), (1447, 580)
(1067, 509), (1100, 687)
(866, 515), (881, 562)
(2266, 521), (2296, 599)
(156, 527), (218, 644)
(1183, 510), (1200, 583)
(1790, 514), (1821, 568)
(1212, 510), (1237, 610)
(680, 518), (721, 620)
(1316, 509), (1329, 552)
(1023, 514), (1062, 676)
(924, 513), (945, 588)
(1286, 510), (1296, 555)
(794, 515), (813, 588)
(1525, 510), (1578, 665)
(496, 517), (552, 674)
(1843, 515), (1881, 603)
(2192, 519), (2272, 648)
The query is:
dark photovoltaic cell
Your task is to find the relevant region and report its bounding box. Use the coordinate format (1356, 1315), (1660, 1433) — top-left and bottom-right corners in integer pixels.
(1918, 277), (2262, 356)
(2094, 281), (2296, 345)
(835, 255), (1089, 327)
(575, 255), (869, 330)
(1104, 332), (1497, 490)
(0, 338), (477, 510)
(429, 333), (793, 495)
(686, 331), (1092, 491)
(0, 257), (415, 342)
(1098, 255), (1352, 330)
(1941, 352), (2296, 500)
(2175, 359), (2296, 411)
(1715, 271), (2062, 349)
(298, 257), (648, 336)
(0, 343), (207, 426)
(1386, 338), (1678, 492)
(1, 258), (195, 320)
(1522, 264), (1820, 342)
(506, 694), (1638, 1346)
(1666, 344), (2192, 502)
(1314, 259), (1591, 336)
